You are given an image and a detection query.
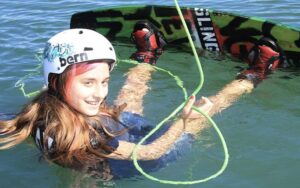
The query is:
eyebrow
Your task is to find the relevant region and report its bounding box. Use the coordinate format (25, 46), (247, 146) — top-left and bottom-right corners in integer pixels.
(103, 76), (110, 81)
(82, 76), (110, 81)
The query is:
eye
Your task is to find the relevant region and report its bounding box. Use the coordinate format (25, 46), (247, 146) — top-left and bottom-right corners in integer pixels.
(83, 80), (93, 87)
(102, 80), (108, 86)
(102, 79), (109, 86)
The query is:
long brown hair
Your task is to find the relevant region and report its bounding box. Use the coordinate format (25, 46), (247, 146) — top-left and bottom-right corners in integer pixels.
(0, 62), (125, 172)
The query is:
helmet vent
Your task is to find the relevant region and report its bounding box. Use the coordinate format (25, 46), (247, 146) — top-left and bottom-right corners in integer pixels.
(84, 47), (93, 51)
(79, 30), (83, 34)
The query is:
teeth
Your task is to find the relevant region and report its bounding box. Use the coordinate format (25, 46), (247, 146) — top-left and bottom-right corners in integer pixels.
(86, 101), (99, 105)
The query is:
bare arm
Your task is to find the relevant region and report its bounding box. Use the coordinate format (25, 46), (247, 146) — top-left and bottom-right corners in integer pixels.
(112, 63), (254, 160)
(107, 92), (214, 160)
(114, 63), (155, 115)
(112, 63), (184, 160)
(184, 79), (254, 135)
(107, 118), (185, 160)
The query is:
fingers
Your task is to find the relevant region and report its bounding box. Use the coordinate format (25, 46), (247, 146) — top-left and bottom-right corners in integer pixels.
(186, 95), (196, 109)
(196, 97), (213, 113)
(182, 95), (213, 119)
(201, 96), (211, 104)
(182, 95), (196, 118)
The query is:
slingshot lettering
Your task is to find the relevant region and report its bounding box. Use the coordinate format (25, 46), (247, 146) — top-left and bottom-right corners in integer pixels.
(59, 53), (88, 67)
(194, 8), (220, 51)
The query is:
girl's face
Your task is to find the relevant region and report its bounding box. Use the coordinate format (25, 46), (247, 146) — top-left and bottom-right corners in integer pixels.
(66, 62), (110, 116)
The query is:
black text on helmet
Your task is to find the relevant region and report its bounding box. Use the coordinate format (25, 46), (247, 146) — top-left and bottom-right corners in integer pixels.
(59, 53), (88, 67)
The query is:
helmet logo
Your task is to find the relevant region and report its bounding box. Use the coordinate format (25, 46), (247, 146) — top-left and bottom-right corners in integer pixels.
(59, 53), (88, 67)
(44, 43), (74, 63)
(44, 42), (89, 68)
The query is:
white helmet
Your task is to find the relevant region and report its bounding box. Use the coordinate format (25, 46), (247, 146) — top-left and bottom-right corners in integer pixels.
(43, 28), (116, 86)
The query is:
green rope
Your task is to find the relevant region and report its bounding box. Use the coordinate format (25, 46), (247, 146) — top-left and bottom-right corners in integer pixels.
(119, 59), (188, 100)
(131, 0), (229, 184)
(14, 52), (42, 98)
(16, 2), (229, 183)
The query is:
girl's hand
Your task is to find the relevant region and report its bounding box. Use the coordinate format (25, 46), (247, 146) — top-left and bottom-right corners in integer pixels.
(182, 95), (213, 119)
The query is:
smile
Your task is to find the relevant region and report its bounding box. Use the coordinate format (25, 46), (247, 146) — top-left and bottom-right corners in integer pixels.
(85, 101), (100, 105)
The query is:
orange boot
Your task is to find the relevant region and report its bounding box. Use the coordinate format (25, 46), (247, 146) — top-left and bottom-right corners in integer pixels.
(237, 37), (281, 84)
(130, 20), (166, 65)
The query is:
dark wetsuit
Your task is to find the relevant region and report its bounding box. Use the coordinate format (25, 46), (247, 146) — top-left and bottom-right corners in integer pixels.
(0, 112), (194, 179)
(103, 112), (194, 178)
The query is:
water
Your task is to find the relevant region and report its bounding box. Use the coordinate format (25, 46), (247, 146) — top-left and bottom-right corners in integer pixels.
(0, 0), (300, 188)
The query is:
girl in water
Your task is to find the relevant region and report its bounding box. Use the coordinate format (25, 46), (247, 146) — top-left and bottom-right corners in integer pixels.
(0, 20), (281, 179)
(0, 28), (213, 180)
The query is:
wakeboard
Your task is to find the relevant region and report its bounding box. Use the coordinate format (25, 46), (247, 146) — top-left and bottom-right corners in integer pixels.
(70, 5), (300, 66)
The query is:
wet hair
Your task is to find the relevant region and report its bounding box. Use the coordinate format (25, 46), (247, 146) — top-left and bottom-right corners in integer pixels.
(0, 61), (125, 179)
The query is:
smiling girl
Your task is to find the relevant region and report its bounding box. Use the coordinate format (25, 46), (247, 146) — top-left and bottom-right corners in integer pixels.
(0, 28), (215, 179)
(0, 24), (280, 179)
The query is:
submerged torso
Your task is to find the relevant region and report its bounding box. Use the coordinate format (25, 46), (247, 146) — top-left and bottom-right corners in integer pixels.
(31, 111), (194, 179)
(104, 112), (194, 178)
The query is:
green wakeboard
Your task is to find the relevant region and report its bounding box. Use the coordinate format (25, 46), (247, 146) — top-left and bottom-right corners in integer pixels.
(70, 5), (300, 66)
